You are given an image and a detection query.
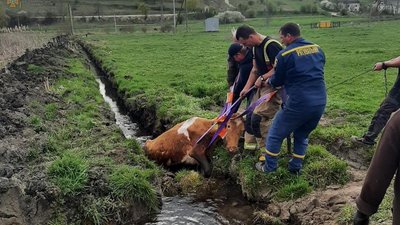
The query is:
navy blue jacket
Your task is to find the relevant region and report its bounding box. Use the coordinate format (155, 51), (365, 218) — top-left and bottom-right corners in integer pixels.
(269, 38), (326, 107)
(232, 49), (253, 102)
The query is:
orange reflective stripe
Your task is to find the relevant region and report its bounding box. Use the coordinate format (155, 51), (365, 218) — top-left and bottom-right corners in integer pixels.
(218, 127), (227, 138)
(227, 92), (233, 104)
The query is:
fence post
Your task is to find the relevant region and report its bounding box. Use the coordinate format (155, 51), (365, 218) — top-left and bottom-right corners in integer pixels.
(68, 4), (74, 35)
(114, 14), (117, 33)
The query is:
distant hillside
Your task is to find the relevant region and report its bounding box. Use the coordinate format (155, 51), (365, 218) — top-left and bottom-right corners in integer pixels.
(1, 0), (373, 17)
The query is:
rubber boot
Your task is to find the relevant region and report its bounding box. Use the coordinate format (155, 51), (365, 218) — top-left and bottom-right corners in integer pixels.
(353, 210), (369, 225)
(244, 132), (257, 151)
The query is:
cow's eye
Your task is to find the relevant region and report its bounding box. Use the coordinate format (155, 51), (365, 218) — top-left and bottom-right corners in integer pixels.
(227, 125), (231, 129)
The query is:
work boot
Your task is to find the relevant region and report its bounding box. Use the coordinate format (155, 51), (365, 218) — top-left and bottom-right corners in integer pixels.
(256, 137), (265, 149)
(288, 168), (301, 176)
(244, 132), (258, 150)
(353, 210), (369, 225)
(244, 142), (258, 150)
(255, 162), (276, 173)
(351, 136), (375, 146)
(255, 162), (265, 172)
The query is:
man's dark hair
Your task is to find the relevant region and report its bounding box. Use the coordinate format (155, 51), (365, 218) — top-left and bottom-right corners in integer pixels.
(236, 25), (256, 40)
(280, 22), (300, 37)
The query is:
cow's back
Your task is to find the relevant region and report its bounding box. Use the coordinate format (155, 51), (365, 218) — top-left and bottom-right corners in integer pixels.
(143, 117), (214, 166)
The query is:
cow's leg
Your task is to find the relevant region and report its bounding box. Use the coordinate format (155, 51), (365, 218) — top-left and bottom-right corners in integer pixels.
(189, 144), (212, 178)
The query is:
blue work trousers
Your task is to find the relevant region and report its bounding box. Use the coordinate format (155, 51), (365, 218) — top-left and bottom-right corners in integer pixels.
(264, 104), (325, 172)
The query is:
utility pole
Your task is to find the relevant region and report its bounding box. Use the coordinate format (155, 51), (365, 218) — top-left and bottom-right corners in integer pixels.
(185, 0), (188, 32)
(114, 13), (117, 33)
(161, 0), (164, 26)
(68, 3), (74, 35)
(173, 0), (176, 33)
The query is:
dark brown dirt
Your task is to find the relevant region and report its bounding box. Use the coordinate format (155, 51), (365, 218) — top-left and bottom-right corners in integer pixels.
(0, 36), (154, 225)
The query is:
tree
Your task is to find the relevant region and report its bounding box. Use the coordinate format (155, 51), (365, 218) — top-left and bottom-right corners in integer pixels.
(186, 0), (199, 11)
(0, 6), (9, 27)
(138, 3), (149, 21)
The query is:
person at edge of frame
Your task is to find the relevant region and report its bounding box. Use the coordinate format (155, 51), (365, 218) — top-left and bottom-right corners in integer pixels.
(352, 56), (400, 146)
(353, 109), (400, 225)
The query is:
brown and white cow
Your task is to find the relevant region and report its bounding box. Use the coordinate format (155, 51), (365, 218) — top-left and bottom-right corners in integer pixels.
(143, 115), (245, 177)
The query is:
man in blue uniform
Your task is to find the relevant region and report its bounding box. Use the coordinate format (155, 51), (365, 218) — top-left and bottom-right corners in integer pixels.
(259, 22), (327, 174)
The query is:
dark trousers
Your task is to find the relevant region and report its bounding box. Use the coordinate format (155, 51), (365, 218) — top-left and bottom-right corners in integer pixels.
(364, 97), (400, 141)
(364, 70), (400, 142)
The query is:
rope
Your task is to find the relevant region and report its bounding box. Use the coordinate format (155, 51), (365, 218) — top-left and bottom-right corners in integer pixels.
(327, 68), (373, 91)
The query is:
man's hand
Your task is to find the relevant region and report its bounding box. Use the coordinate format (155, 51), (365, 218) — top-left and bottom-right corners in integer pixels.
(255, 76), (267, 88)
(240, 88), (249, 98)
(373, 62), (385, 71)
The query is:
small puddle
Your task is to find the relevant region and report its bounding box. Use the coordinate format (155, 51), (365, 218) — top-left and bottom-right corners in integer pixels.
(92, 63), (254, 225)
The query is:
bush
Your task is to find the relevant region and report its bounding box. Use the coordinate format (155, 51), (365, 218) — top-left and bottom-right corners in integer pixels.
(42, 12), (57, 25)
(192, 8), (217, 20)
(245, 9), (256, 18)
(215, 11), (245, 24)
(160, 24), (173, 33)
(0, 13), (9, 28)
(300, 4), (319, 14)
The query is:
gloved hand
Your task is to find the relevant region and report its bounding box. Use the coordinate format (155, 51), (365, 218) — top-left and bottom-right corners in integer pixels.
(353, 210), (369, 225)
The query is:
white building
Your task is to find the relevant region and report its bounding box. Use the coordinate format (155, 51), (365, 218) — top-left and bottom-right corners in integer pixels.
(377, 0), (400, 14)
(338, 0), (361, 12)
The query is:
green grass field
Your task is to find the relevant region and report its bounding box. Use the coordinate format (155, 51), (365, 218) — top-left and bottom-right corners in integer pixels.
(84, 15), (400, 135)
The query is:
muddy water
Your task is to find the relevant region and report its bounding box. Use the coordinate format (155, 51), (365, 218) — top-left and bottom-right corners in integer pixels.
(94, 70), (254, 225)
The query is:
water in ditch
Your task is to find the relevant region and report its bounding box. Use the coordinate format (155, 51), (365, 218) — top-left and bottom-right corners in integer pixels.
(95, 73), (255, 225)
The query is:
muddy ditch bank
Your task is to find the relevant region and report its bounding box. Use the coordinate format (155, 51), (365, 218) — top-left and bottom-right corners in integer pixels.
(78, 39), (170, 137)
(0, 36), (158, 225)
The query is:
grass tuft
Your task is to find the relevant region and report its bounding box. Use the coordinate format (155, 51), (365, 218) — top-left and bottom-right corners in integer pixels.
(336, 204), (355, 225)
(48, 153), (88, 195)
(304, 145), (349, 187)
(109, 165), (158, 211)
(175, 170), (203, 193)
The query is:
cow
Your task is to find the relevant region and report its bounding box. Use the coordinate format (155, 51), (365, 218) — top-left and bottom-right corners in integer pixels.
(143, 115), (245, 177)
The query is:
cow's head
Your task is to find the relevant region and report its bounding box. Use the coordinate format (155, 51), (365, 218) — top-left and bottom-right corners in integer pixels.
(223, 114), (245, 154)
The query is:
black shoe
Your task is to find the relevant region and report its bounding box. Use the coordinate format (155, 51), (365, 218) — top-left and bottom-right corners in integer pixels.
(351, 136), (375, 146)
(288, 168), (301, 176)
(353, 210), (369, 225)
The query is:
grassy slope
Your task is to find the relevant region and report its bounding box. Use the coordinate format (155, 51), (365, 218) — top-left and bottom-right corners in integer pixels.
(28, 55), (161, 224)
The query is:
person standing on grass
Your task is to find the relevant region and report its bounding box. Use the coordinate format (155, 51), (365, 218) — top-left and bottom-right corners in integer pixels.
(257, 22), (326, 174)
(353, 110), (400, 225)
(226, 42), (257, 150)
(236, 24), (283, 153)
(352, 56), (400, 146)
